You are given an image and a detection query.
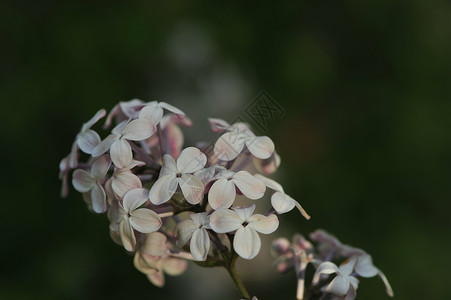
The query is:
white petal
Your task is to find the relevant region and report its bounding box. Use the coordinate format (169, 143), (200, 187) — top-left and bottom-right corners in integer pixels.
(247, 214), (279, 234)
(232, 204), (256, 222)
(139, 104), (163, 125)
(123, 119), (155, 141)
(162, 257), (188, 276)
(110, 138), (133, 169)
(176, 219), (198, 247)
(112, 170), (142, 198)
(130, 208), (162, 233)
(120, 99), (144, 118)
(210, 210), (243, 233)
(190, 212), (210, 228)
(254, 174), (284, 193)
(233, 227), (261, 260)
(149, 175), (177, 205)
(177, 147), (207, 173)
(232, 171), (266, 200)
(123, 187), (149, 212)
(190, 228), (210, 261)
(159, 102), (185, 115)
(160, 154), (177, 177)
(214, 132), (245, 161)
(72, 169), (94, 192)
(77, 130), (101, 154)
(339, 256), (358, 276)
(326, 275), (350, 296)
(355, 254), (378, 278)
(208, 178), (236, 210)
(147, 270), (165, 287)
(91, 134), (118, 157)
(313, 262), (339, 284)
(178, 174), (205, 205)
(82, 108), (106, 131)
(245, 136), (275, 159)
(253, 152), (281, 175)
(119, 220), (136, 251)
(348, 276), (359, 290)
(91, 154), (111, 180)
(142, 232), (168, 256)
(91, 183), (107, 213)
(271, 192), (295, 214)
(208, 118), (230, 132)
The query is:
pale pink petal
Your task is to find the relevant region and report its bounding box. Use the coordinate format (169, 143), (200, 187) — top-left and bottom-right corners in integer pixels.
(232, 171), (266, 200)
(120, 99), (144, 118)
(166, 123), (184, 158)
(90, 155), (111, 180)
(119, 220), (136, 251)
(82, 108), (106, 131)
(123, 187), (149, 212)
(159, 102), (185, 115)
(123, 119), (155, 141)
(162, 257), (188, 276)
(253, 151), (281, 175)
(233, 227), (261, 260)
(91, 134), (118, 157)
(104, 104), (120, 129)
(208, 118), (230, 132)
(110, 138), (133, 169)
(160, 154), (178, 177)
(208, 178), (236, 210)
(147, 270), (165, 287)
(77, 130), (101, 154)
(232, 204), (256, 222)
(149, 175), (178, 205)
(254, 174), (284, 193)
(109, 230), (122, 246)
(271, 237), (290, 256)
(176, 219), (199, 247)
(177, 147), (207, 173)
(355, 255), (378, 278)
(130, 208), (162, 233)
(210, 210), (243, 233)
(178, 174), (205, 205)
(142, 232), (168, 256)
(326, 275), (350, 296)
(139, 104), (163, 125)
(214, 132), (246, 161)
(190, 228), (210, 261)
(69, 141), (79, 168)
(245, 136), (275, 159)
(271, 192), (295, 214)
(134, 251), (159, 274)
(72, 169), (95, 192)
(90, 183), (107, 213)
(112, 170), (142, 198)
(247, 214), (279, 234)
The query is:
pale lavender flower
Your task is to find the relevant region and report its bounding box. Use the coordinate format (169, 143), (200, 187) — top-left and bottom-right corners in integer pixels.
(176, 212), (211, 261)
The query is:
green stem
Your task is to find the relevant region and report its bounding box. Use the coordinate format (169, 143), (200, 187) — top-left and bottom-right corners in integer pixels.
(225, 253), (250, 300)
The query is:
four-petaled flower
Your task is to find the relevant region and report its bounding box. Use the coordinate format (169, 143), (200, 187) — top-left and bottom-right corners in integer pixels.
(208, 169), (266, 210)
(92, 119), (154, 168)
(111, 188), (162, 251)
(210, 204), (279, 259)
(72, 155), (111, 213)
(149, 147), (206, 205)
(313, 257), (360, 298)
(176, 212), (211, 261)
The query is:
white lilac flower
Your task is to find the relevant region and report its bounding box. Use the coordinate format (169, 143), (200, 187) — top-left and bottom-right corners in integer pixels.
(271, 234), (316, 273)
(210, 119), (275, 161)
(109, 160), (145, 198)
(208, 169), (266, 210)
(69, 109), (106, 168)
(313, 257), (359, 298)
(72, 155), (111, 213)
(309, 229), (366, 259)
(176, 212), (211, 261)
(210, 204), (279, 260)
(112, 188), (162, 251)
(92, 119), (154, 169)
(255, 174), (310, 220)
(149, 147), (206, 205)
(354, 254), (394, 297)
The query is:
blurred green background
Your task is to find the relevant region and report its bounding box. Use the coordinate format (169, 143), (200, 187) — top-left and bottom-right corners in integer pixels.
(2, 0), (451, 299)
